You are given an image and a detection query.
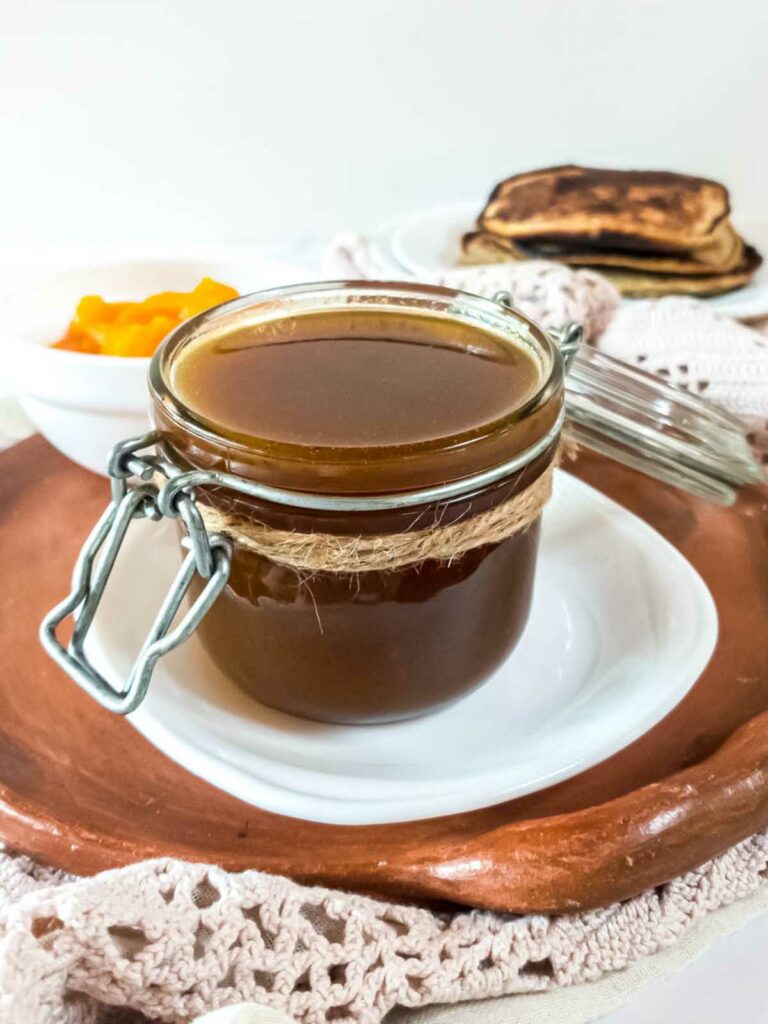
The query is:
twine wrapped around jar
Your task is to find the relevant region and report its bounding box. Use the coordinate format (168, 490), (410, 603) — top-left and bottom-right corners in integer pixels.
(196, 457), (557, 574)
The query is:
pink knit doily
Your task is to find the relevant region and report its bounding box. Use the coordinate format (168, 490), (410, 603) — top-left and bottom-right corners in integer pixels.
(1, 833), (767, 1024)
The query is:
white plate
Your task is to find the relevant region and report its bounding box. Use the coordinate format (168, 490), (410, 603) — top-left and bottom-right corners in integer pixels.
(87, 471), (717, 825)
(378, 202), (768, 319)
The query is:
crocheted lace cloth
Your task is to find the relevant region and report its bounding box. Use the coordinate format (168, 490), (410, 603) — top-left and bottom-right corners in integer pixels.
(1, 834), (767, 1024)
(1, 249), (767, 1024)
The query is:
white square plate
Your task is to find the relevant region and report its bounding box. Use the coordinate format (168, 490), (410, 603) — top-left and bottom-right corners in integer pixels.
(88, 470), (718, 824)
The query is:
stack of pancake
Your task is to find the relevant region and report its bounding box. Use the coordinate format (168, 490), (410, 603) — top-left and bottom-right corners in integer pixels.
(461, 165), (761, 297)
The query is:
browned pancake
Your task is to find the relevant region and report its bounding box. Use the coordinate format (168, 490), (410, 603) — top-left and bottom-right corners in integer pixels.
(459, 231), (530, 265)
(460, 232), (761, 298)
(599, 246), (762, 297)
(479, 165), (731, 253)
(461, 220), (746, 276)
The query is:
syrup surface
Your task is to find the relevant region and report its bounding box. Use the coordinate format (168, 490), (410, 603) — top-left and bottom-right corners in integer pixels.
(172, 310), (541, 448)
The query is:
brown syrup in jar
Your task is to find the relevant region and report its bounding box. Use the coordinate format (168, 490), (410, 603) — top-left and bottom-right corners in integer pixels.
(161, 306), (558, 724)
(172, 310), (541, 456)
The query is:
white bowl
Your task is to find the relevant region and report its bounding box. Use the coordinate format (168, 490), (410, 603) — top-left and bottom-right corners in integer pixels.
(1, 256), (316, 474)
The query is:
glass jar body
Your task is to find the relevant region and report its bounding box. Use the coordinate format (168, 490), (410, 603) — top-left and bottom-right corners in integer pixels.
(182, 448), (554, 723)
(151, 281), (563, 724)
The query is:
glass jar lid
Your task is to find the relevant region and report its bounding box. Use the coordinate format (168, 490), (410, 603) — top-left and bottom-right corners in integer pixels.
(547, 321), (763, 504)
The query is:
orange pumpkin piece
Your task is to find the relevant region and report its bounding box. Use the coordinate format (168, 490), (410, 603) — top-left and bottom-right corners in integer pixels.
(182, 278), (239, 318)
(52, 277), (239, 357)
(100, 316), (179, 358)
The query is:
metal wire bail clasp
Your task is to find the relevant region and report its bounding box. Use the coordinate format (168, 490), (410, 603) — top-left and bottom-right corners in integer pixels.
(492, 290), (583, 369)
(40, 431), (232, 714)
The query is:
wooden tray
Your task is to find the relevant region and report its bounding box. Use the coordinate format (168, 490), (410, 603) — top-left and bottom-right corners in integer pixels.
(2, 436), (767, 913)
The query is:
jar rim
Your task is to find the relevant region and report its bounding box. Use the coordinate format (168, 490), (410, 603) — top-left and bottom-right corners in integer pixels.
(149, 280), (565, 494)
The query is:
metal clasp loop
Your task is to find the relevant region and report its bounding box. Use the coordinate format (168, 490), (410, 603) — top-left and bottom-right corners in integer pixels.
(492, 290), (583, 369)
(40, 431), (232, 714)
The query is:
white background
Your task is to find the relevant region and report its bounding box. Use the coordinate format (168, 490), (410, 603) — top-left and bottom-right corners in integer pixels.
(1, 0), (767, 246)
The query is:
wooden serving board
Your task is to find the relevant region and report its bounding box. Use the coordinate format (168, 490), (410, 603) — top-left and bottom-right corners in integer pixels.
(1, 436), (768, 913)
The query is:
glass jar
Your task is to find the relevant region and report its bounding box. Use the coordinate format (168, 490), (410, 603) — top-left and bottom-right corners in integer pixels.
(149, 282), (564, 724)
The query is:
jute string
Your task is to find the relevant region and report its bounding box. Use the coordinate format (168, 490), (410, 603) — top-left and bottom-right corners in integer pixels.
(196, 460), (555, 573)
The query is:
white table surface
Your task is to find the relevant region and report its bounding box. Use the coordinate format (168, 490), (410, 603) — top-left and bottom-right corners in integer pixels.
(0, 242), (764, 1024)
(602, 911), (768, 1024)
